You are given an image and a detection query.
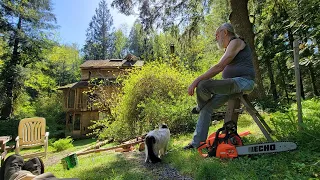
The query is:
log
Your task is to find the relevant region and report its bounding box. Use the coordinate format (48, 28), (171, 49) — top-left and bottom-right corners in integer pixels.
(75, 139), (144, 156)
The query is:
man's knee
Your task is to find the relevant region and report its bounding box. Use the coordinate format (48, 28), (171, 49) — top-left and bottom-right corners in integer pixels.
(197, 80), (209, 90)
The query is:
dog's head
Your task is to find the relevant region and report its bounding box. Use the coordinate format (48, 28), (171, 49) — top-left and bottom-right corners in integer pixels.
(159, 123), (168, 129)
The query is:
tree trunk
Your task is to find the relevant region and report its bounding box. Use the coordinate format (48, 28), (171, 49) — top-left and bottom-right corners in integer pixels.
(265, 56), (278, 100)
(308, 63), (319, 96)
(229, 0), (265, 99)
(0, 17), (22, 119)
(277, 59), (290, 103)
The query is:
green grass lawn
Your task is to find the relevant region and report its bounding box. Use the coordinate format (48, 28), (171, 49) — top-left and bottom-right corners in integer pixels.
(46, 152), (154, 180)
(164, 115), (320, 180)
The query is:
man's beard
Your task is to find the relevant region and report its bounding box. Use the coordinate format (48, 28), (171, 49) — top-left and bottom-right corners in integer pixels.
(216, 36), (224, 49)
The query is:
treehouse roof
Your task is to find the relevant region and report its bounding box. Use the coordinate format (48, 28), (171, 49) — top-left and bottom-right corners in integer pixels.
(80, 59), (144, 69)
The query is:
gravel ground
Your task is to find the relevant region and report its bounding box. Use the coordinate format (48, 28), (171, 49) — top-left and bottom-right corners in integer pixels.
(124, 151), (193, 180)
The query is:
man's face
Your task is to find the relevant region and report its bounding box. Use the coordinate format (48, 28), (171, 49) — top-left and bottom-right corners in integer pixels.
(215, 28), (225, 49)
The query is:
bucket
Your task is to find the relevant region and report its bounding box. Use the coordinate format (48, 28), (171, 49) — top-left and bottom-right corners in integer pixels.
(61, 153), (78, 170)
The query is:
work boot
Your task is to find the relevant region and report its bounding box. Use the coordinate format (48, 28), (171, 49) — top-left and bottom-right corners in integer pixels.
(0, 154), (24, 180)
(22, 157), (44, 176)
(183, 143), (194, 150)
(191, 106), (200, 114)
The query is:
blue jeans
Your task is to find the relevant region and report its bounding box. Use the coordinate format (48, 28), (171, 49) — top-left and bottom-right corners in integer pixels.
(191, 77), (254, 147)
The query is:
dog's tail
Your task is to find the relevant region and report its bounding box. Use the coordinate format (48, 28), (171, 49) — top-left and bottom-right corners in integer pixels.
(146, 136), (161, 163)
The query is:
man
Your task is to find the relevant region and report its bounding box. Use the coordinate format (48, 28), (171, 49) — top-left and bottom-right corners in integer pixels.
(184, 23), (255, 150)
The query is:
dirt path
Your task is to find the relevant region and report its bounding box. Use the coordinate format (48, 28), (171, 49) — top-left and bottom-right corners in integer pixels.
(124, 151), (193, 180)
(44, 150), (73, 167)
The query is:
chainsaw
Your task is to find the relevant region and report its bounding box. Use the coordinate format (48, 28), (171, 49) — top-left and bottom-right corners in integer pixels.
(197, 122), (297, 158)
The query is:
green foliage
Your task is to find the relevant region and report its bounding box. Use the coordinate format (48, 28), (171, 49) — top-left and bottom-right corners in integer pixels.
(95, 62), (196, 141)
(42, 44), (82, 87)
(13, 92), (37, 119)
(10, 44), (80, 138)
(83, 0), (114, 60)
(128, 20), (146, 58)
(254, 95), (289, 113)
(0, 0), (56, 119)
(0, 118), (19, 137)
(34, 93), (66, 138)
(270, 98), (320, 151)
(51, 136), (74, 152)
(112, 28), (128, 58)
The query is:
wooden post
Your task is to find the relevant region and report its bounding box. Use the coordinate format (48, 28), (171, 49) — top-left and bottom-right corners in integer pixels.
(293, 37), (303, 130)
(170, 44), (175, 54)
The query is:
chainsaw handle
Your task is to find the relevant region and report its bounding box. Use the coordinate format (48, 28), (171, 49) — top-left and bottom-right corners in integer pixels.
(197, 143), (208, 157)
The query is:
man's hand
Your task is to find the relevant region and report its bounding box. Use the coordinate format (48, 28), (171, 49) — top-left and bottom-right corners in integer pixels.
(188, 80), (199, 96)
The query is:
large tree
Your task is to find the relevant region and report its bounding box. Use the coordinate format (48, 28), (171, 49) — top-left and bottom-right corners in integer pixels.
(229, 0), (265, 98)
(0, 0), (56, 119)
(83, 0), (114, 60)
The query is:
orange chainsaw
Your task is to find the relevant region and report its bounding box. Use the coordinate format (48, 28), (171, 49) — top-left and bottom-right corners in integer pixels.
(197, 122), (297, 158)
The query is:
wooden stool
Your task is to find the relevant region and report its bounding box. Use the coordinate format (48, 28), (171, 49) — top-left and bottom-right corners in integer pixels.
(224, 93), (273, 142)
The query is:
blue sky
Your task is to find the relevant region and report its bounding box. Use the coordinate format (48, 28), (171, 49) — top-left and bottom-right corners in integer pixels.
(52, 0), (137, 49)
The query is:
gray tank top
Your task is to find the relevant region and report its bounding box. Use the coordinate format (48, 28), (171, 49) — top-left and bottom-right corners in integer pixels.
(222, 38), (255, 80)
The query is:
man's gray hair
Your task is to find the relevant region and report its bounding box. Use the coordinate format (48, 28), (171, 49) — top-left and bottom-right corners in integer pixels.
(220, 23), (235, 34)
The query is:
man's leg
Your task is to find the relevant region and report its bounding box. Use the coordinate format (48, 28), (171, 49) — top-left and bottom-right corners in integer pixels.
(191, 94), (229, 148)
(196, 79), (241, 110)
(188, 79), (242, 148)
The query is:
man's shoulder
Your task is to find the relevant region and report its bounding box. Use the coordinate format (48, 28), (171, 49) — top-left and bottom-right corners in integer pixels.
(229, 38), (246, 51)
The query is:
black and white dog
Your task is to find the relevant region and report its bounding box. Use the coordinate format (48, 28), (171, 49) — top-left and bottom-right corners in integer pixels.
(145, 124), (170, 163)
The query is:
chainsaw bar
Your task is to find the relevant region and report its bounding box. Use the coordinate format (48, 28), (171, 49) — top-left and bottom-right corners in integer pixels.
(236, 142), (297, 155)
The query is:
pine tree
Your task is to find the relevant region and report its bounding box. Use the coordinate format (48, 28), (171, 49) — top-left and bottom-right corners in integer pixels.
(0, 0), (56, 119)
(83, 0), (114, 60)
(128, 20), (145, 58)
(112, 27), (129, 59)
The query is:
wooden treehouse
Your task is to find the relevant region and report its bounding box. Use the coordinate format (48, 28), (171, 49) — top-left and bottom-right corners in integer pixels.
(58, 56), (144, 138)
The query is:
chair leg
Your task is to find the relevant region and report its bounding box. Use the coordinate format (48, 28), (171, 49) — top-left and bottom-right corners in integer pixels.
(224, 98), (241, 126)
(45, 137), (48, 159)
(15, 141), (20, 155)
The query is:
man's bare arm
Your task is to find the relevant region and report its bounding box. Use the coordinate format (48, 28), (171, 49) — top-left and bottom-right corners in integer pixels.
(188, 39), (245, 96)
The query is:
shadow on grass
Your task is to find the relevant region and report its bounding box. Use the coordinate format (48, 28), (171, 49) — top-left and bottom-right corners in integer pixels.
(73, 138), (96, 147)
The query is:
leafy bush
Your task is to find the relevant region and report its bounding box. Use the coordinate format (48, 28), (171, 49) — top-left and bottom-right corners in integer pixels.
(51, 136), (74, 152)
(94, 62), (197, 141)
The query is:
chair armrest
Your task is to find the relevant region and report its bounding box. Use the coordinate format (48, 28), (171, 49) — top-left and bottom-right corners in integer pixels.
(45, 132), (49, 137)
(15, 136), (19, 141)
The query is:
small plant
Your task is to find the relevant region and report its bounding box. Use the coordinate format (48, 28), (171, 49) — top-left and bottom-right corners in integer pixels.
(51, 136), (74, 152)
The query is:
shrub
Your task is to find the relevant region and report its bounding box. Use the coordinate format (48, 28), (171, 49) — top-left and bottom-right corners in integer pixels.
(51, 136), (74, 152)
(95, 62), (197, 141)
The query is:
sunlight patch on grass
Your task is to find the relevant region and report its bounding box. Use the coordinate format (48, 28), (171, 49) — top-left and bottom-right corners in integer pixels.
(46, 152), (153, 180)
